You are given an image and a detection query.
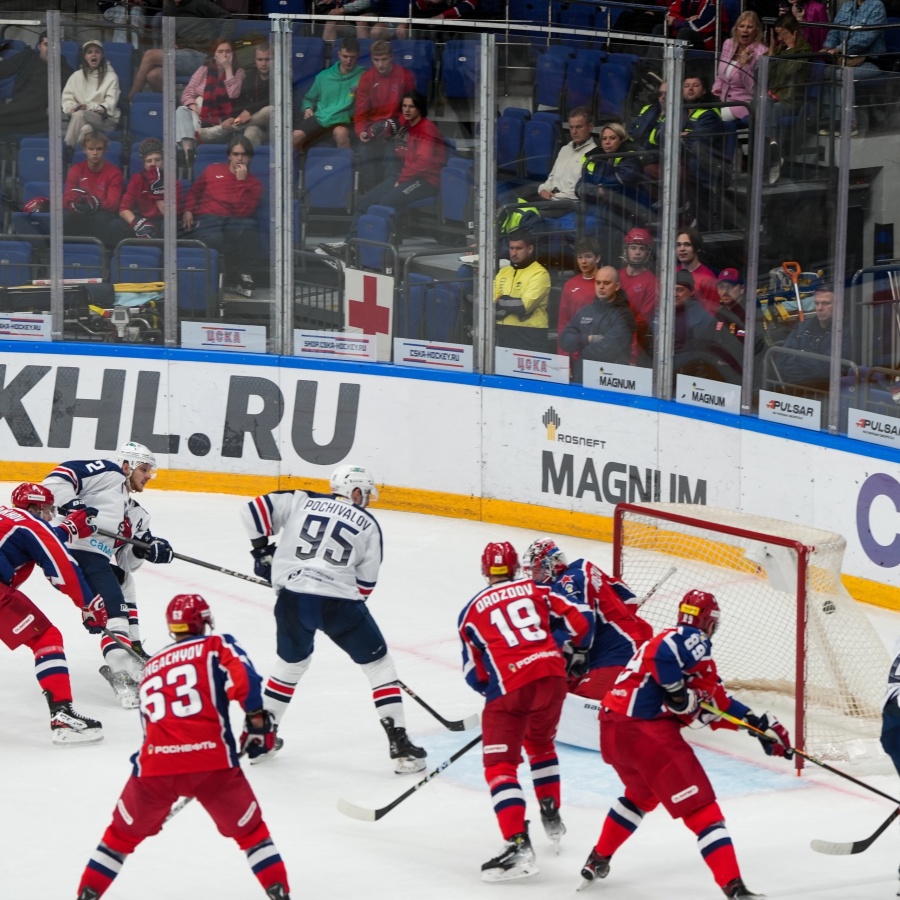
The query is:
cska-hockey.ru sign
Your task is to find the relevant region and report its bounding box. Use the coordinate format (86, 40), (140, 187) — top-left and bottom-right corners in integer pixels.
(0, 363), (359, 465)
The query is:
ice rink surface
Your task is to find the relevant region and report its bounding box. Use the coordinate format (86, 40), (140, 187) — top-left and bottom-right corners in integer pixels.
(3, 484), (900, 899)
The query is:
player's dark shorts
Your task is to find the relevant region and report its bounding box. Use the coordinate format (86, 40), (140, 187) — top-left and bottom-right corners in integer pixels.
(274, 589), (387, 665)
(110, 767), (264, 849)
(881, 702), (900, 776)
(70, 550), (127, 619)
(482, 676), (567, 766)
(599, 708), (716, 818)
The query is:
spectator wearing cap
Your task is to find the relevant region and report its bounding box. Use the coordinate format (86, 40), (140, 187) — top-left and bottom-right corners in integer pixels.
(61, 39), (120, 149)
(115, 137), (183, 242)
(557, 238), (602, 356)
(702, 268), (760, 382)
(675, 227), (719, 315)
(62, 131), (123, 249)
(670, 268), (715, 375)
(619, 227), (658, 360)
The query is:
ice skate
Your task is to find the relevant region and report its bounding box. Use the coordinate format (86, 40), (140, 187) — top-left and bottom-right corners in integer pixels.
(265, 884), (291, 900)
(539, 796), (566, 852)
(577, 849), (611, 891)
(99, 666), (140, 709)
(45, 691), (103, 745)
(481, 826), (539, 883)
(722, 878), (767, 899)
(77, 889), (100, 900)
(380, 717), (426, 774)
(130, 640), (151, 664)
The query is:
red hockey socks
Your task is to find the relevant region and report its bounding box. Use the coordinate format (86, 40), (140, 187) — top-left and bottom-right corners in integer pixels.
(485, 761), (527, 839)
(27, 627), (72, 703)
(684, 802), (741, 888)
(596, 794), (649, 857)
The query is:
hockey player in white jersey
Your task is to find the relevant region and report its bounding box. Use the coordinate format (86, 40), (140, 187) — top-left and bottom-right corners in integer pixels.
(42, 441), (175, 709)
(241, 464), (427, 774)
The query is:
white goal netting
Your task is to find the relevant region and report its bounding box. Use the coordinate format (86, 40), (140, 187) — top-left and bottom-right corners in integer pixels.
(614, 503), (889, 764)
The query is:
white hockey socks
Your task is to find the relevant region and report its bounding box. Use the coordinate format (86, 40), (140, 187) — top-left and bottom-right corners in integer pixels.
(263, 657), (311, 725)
(360, 654), (405, 728)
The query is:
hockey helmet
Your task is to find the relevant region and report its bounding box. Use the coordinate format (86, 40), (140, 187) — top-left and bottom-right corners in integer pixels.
(166, 594), (214, 636)
(623, 227), (653, 246)
(11, 482), (55, 519)
(117, 440), (157, 475)
(677, 590), (720, 637)
(330, 465), (379, 504)
(523, 537), (567, 584)
(481, 541), (519, 579)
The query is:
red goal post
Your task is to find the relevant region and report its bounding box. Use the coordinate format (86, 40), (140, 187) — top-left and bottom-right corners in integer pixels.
(613, 502), (889, 769)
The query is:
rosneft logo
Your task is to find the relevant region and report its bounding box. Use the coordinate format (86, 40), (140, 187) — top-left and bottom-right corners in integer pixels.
(541, 408), (603, 448)
(543, 407), (561, 440)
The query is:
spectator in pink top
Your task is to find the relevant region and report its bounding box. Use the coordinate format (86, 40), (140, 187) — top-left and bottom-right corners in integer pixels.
(791, 0), (829, 52)
(713, 11), (768, 123)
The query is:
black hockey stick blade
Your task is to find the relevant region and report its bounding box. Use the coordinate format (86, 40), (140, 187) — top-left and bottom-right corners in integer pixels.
(101, 627), (147, 667)
(811, 807), (900, 855)
(337, 733), (483, 822)
(395, 680), (480, 731)
(97, 529), (270, 587)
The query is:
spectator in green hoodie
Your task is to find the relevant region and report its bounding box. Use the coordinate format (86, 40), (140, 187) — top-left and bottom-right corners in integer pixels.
(293, 37), (364, 153)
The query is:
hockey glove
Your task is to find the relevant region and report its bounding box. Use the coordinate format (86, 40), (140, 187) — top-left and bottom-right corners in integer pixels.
(132, 216), (158, 238)
(240, 708), (277, 759)
(59, 498), (96, 517)
(65, 188), (100, 214)
(133, 533), (174, 564)
(147, 165), (164, 197)
(562, 642), (590, 680)
(662, 681), (699, 716)
(744, 712), (793, 759)
(495, 295), (528, 321)
(60, 508), (98, 541)
(81, 594), (108, 633)
(251, 544), (275, 583)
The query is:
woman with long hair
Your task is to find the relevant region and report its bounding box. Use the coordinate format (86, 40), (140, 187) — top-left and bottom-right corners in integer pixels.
(61, 39), (120, 149)
(712, 11), (768, 123)
(175, 39), (246, 170)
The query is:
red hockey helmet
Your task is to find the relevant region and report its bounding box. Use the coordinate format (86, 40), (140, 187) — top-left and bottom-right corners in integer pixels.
(166, 594), (214, 636)
(481, 541), (519, 579)
(677, 590), (720, 637)
(623, 227), (653, 246)
(11, 482), (55, 519)
(523, 537), (567, 584)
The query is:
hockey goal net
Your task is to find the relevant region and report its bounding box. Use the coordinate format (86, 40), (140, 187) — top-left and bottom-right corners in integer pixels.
(613, 502), (889, 766)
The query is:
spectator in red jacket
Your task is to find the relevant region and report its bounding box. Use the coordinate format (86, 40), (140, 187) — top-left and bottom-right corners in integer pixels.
(182, 135), (263, 297)
(557, 238), (602, 356)
(63, 131), (123, 249)
(115, 137), (183, 243)
(658, 0), (719, 50)
(317, 90), (446, 259)
(353, 40), (415, 191)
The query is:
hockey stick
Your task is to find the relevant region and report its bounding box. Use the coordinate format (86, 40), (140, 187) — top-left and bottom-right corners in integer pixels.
(395, 680), (480, 732)
(701, 702), (900, 806)
(337, 733), (483, 822)
(637, 566), (677, 607)
(101, 626), (148, 667)
(811, 807), (900, 856)
(98, 529), (270, 587)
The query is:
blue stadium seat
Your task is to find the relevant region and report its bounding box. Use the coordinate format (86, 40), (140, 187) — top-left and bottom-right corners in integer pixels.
(177, 242), (219, 316)
(534, 47), (569, 110)
(356, 204), (396, 273)
(0, 238), (32, 286)
(522, 117), (558, 181)
(440, 157), (474, 237)
(111, 242), (163, 283)
(292, 36), (326, 100)
(403, 271), (432, 339)
(564, 55), (598, 116)
(262, 0), (308, 11)
(441, 41), (480, 100)
(427, 281), (464, 342)
(392, 40), (436, 98)
(61, 39), (79, 72)
(501, 106), (531, 120)
(300, 147), (354, 243)
(598, 61), (633, 119)
(496, 113), (525, 179)
(102, 42), (134, 101)
(193, 144), (224, 182)
(129, 94), (163, 142)
(63, 239), (106, 280)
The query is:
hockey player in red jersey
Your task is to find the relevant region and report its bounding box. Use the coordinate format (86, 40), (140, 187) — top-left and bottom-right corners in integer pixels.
(579, 590), (793, 899)
(2, 483), (106, 744)
(75, 593), (290, 900)
(524, 537), (653, 701)
(459, 541), (591, 882)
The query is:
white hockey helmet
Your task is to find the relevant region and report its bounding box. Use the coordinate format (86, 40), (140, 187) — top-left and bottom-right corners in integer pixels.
(117, 440), (157, 475)
(330, 465), (379, 504)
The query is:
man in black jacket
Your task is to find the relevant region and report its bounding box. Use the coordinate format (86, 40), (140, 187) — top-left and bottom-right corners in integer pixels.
(233, 42), (272, 147)
(0, 34), (73, 134)
(560, 266), (636, 383)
